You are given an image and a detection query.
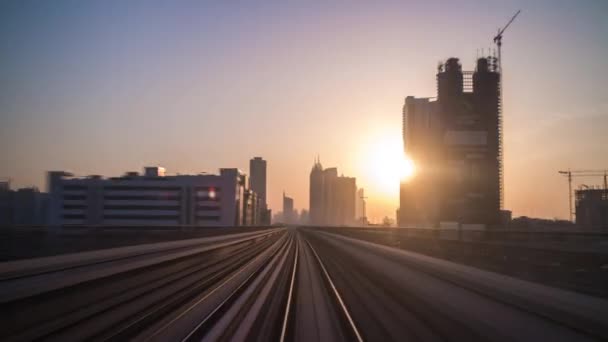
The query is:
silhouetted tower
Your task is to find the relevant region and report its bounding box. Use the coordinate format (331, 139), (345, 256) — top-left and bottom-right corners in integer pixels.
(322, 167), (338, 225)
(334, 175), (356, 226)
(399, 96), (440, 227)
(437, 57), (501, 225)
(249, 157), (270, 225)
(282, 191), (295, 224)
(309, 156), (324, 225)
(249, 157), (267, 206)
(473, 57), (501, 223)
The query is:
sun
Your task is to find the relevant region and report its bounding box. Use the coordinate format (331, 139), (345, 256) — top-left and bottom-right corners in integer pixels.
(359, 135), (416, 196)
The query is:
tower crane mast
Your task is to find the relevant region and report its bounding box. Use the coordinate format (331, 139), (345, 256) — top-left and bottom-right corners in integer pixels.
(492, 10), (521, 210)
(494, 10), (521, 73)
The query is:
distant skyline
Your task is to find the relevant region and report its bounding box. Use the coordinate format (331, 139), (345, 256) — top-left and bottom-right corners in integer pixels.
(1, 1), (607, 222)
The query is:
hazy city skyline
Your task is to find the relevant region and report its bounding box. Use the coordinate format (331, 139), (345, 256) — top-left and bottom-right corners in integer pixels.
(1, 1), (607, 221)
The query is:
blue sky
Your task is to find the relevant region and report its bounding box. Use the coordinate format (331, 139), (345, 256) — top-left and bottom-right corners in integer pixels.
(1, 1), (607, 220)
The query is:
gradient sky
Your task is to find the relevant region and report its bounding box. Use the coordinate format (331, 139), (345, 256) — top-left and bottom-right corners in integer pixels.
(1, 1), (607, 222)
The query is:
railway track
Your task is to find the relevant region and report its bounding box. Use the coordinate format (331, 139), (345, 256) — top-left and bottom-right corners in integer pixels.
(1, 227), (607, 342)
(0, 229), (285, 341)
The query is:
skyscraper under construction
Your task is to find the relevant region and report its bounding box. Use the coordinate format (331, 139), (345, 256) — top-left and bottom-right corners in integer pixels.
(399, 56), (502, 227)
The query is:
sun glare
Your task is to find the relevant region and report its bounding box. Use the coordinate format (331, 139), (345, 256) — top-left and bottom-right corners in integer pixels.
(360, 135), (416, 196)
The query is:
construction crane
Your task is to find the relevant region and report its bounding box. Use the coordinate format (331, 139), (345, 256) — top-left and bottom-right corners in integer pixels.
(493, 10), (521, 210)
(558, 169), (608, 222)
(494, 10), (521, 73)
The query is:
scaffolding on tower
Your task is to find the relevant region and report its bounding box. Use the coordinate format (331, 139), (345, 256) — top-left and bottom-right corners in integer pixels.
(493, 9), (521, 210)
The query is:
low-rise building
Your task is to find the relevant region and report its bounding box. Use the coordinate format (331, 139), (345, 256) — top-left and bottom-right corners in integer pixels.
(576, 188), (608, 230)
(0, 181), (48, 226)
(47, 167), (263, 227)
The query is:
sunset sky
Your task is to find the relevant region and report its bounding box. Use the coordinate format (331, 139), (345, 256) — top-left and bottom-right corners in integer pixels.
(1, 1), (607, 222)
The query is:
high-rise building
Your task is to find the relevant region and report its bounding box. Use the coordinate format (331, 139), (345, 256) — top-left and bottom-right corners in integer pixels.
(249, 157), (266, 205)
(282, 192), (295, 224)
(309, 157), (324, 225)
(438, 57), (501, 225)
(308, 159), (356, 226)
(399, 97), (440, 226)
(322, 168), (338, 224)
(399, 56), (502, 226)
(249, 157), (270, 224)
(334, 176), (356, 226)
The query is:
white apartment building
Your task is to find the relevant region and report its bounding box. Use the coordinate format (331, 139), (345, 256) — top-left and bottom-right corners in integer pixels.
(47, 167), (261, 227)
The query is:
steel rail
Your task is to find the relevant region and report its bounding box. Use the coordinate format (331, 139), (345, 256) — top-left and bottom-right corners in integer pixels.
(139, 233), (286, 341)
(279, 237), (298, 342)
(305, 238), (364, 342)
